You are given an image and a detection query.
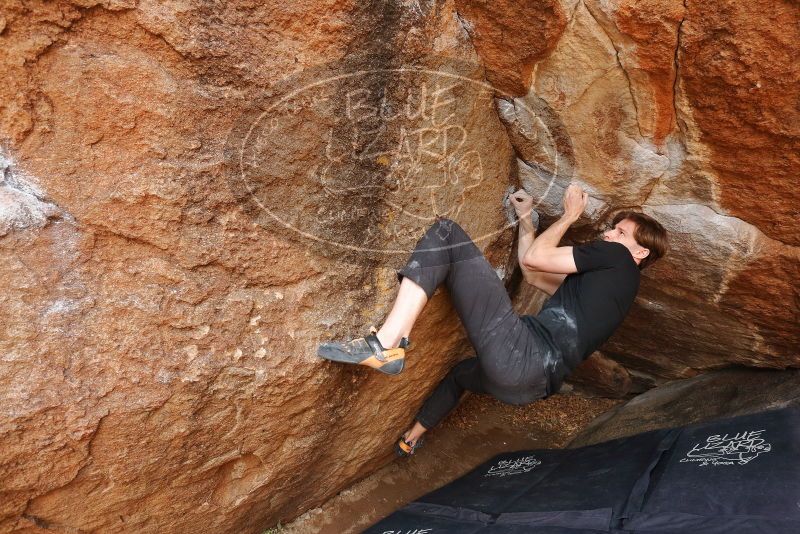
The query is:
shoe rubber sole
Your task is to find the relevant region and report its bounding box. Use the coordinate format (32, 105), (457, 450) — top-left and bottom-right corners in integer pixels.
(317, 331), (407, 375)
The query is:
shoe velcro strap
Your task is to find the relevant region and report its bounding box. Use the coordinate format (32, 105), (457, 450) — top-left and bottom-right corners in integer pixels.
(364, 334), (386, 361)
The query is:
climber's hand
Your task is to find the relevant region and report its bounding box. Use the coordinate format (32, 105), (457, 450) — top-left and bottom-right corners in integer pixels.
(509, 188), (533, 219)
(563, 183), (588, 221)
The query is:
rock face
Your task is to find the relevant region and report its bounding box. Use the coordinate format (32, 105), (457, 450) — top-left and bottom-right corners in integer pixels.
(0, 1), (797, 533)
(0, 1), (516, 532)
(570, 368), (800, 447)
(453, 0), (570, 95)
(503, 0), (799, 392)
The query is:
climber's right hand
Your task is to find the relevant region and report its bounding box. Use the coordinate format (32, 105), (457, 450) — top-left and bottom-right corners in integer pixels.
(563, 183), (588, 221)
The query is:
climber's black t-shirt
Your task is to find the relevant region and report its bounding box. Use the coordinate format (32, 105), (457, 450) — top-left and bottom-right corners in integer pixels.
(521, 240), (640, 395)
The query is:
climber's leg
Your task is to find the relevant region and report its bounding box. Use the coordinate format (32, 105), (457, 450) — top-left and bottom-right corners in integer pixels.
(397, 358), (484, 455)
(391, 218), (514, 347)
(377, 216), (488, 348)
(318, 219), (494, 367)
(395, 218), (548, 403)
(318, 217), (547, 390)
(374, 276), (428, 350)
(414, 357), (484, 432)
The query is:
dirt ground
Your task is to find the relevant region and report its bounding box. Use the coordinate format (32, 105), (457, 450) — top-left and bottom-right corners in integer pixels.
(280, 389), (621, 534)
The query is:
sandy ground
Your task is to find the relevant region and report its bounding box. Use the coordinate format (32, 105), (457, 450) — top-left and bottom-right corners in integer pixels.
(280, 389), (620, 534)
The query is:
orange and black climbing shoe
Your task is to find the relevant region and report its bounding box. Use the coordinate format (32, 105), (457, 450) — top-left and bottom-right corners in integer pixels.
(395, 436), (423, 457)
(317, 326), (410, 375)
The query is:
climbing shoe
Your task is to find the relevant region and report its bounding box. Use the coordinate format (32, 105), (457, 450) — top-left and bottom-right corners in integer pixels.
(395, 435), (423, 457)
(317, 326), (410, 375)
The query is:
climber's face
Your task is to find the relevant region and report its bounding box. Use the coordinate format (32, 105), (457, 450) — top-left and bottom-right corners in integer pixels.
(603, 218), (649, 264)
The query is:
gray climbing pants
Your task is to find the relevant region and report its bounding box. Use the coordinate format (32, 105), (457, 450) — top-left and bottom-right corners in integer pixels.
(395, 218), (557, 429)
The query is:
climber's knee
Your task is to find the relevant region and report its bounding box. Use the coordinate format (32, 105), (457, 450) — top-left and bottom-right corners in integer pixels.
(441, 218), (473, 245)
(428, 217), (465, 241)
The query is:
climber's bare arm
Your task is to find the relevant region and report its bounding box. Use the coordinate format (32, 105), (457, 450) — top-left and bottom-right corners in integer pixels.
(512, 202), (568, 296)
(510, 190), (567, 294)
(510, 184), (587, 290)
(523, 239), (577, 275)
(521, 269), (567, 296)
(518, 184), (588, 276)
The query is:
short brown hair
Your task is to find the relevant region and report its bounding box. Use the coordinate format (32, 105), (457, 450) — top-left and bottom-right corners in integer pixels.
(611, 210), (668, 270)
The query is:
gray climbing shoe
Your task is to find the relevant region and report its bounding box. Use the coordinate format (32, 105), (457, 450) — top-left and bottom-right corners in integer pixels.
(317, 326), (411, 375)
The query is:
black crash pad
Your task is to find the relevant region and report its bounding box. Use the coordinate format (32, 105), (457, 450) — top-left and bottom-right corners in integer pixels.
(366, 407), (800, 533)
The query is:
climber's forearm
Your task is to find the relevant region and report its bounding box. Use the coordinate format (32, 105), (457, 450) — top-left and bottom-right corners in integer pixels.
(530, 213), (575, 250)
(517, 216), (537, 270)
(518, 218), (568, 294)
(522, 214), (579, 274)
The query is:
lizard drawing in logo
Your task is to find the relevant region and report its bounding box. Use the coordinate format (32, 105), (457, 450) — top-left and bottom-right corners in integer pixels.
(683, 430), (772, 466)
(485, 456), (542, 477)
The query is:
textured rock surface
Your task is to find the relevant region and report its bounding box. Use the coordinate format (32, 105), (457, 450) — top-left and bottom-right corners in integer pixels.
(0, 1), (516, 532)
(453, 0), (571, 95)
(679, 0), (800, 246)
(0, 0), (798, 533)
(283, 392), (621, 534)
(503, 0), (799, 389)
(570, 368), (800, 447)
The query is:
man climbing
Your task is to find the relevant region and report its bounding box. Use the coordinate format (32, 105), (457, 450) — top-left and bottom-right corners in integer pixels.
(317, 184), (668, 456)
